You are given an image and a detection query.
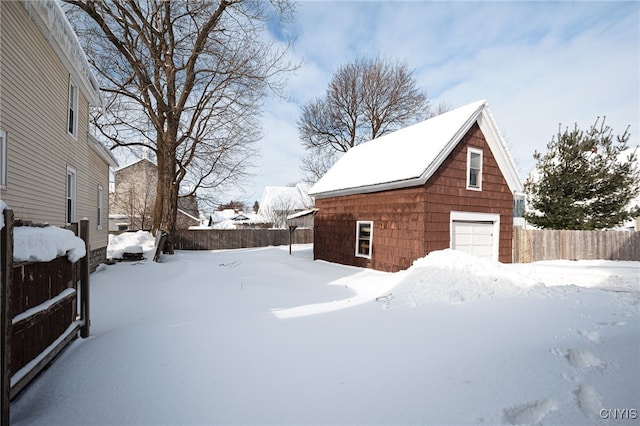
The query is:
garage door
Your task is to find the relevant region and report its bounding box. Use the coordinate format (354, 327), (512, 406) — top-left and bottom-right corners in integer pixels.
(451, 220), (495, 259)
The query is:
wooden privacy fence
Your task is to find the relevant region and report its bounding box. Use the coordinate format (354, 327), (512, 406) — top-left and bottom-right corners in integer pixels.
(1, 209), (90, 424)
(174, 228), (314, 250)
(513, 227), (640, 263)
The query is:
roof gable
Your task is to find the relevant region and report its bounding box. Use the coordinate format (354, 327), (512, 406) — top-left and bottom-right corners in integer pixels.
(114, 158), (157, 173)
(259, 184), (313, 213)
(309, 100), (523, 198)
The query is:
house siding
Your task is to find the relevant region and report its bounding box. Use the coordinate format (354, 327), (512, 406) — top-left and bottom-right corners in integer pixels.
(314, 123), (514, 272)
(110, 159), (200, 231)
(315, 187), (426, 272)
(423, 123), (514, 262)
(0, 2), (111, 267)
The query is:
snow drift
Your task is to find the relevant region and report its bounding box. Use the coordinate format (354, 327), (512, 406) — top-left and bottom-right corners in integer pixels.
(391, 249), (543, 305)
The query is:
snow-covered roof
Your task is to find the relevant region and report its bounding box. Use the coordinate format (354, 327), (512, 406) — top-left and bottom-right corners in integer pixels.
(259, 183), (314, 214)
(21, 0), (102, 107)
(114, 158), (157, 173)
(309, 100), (523, 199)
(286, 209), (319, 221)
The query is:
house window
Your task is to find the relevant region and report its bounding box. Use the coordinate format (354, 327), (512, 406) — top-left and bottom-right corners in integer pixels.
(355, 221), (373, 258)
(97, 184), (103, 229)
(467, 148), (482, 190)
(0, 129), (6, 188)
(513, 194), (525, 218)
(68, 80), (78, 138)
(66, 167), (77, 224)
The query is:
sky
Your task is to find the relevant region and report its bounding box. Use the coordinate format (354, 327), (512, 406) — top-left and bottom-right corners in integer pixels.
(231, 0), (640, 207)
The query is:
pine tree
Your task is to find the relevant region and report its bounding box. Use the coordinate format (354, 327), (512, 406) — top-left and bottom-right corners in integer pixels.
(253, 201), (260, 213)
(524, 118), (640, 230)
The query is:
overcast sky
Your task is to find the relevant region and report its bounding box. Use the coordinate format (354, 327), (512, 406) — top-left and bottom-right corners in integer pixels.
(227, 1), (639, 206)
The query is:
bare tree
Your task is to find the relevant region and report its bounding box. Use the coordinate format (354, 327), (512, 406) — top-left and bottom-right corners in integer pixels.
(261, 198), (297, 229)
(115, 181), (153, 230)
(111, 163), (156, 230)
(64, 0), (296, 252)
(299, 57), (431, 181)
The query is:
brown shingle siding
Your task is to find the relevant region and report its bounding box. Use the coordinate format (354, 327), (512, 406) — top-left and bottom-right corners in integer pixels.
(314, 123), (515, 271)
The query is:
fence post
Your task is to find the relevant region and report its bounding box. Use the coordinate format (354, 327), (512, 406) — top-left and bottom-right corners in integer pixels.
(1, 209), (14, 425)
(79, 219), (90, 338)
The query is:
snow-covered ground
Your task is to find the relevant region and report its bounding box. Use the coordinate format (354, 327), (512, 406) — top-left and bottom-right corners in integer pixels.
(10, 232), (640, 425)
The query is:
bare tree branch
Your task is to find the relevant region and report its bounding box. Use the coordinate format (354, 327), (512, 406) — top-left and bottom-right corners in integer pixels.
(298, 56), (432, 182)
(64, 0), (298, 252)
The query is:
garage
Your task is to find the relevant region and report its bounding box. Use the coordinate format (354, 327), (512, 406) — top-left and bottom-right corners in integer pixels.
(450, 212), (500, 261)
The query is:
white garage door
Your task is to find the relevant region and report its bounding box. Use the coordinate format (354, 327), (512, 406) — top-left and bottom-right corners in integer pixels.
(451, 221), (495, 259)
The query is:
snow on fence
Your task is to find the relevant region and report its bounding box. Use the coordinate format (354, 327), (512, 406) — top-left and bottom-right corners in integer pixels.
(1, 209), (90, 423)
(513, 227), (640, 263)
(173, 228), (314, 251)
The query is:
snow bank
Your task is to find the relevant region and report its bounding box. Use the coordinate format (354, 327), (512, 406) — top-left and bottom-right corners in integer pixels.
(8, 245), (640, 425)
(13, 226), (86, 263)
(107, 231), (156, 259)
(392, 249), (543, 305)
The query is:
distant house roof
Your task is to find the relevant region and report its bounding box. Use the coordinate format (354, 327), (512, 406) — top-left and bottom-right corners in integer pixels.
(259, 183), (314, 214)
(309, 100), (523, 199)
(114, 157), (156, 173)
(178, 196), (200, 219)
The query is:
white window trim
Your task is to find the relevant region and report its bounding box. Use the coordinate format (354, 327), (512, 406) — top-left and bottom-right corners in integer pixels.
(66, 166), (77, 224)
(466, 147), (483, 191)
(68, 78), (78, 139)
(97, 184), (103, 229)
(449, 211), (500, 261)
(355, 220), (373, 259)
(0, 129), (6, 188)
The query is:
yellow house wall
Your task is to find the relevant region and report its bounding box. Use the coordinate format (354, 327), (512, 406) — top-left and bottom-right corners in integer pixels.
(0, 2), (110, 251)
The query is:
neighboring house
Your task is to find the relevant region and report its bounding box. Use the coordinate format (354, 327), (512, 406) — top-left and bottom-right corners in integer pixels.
(620, 146), (639, 231)
(109, 158), (200, 231)
(0, 1), (117, 271)
(309, 100), (524, 272)
(206, 209), (271, 229)
(258, 183), (314, 228)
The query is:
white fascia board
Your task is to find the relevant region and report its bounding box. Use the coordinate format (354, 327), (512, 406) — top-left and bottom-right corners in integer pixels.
(477, 108), (524, 194)
(88, 135), (118, 167)
(22, 0), (102, 107)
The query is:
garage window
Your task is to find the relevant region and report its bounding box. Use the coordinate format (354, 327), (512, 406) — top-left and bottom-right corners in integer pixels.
(356, 221), (373, 258)
(467, 147), (482, 191)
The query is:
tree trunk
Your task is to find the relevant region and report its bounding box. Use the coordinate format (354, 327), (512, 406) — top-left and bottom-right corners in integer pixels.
(154, 138), (178, 254)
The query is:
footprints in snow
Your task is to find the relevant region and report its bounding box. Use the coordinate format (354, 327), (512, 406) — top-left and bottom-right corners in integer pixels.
(503, 325), (612, 424)
(503, 399), (558, 425)
(552, 328), (608, 420)
(575, 384), (605, 419)
(565, 348), (605, 369)
(578, 329), (601, 344)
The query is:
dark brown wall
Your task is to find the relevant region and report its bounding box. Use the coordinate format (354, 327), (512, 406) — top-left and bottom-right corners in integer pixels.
(423, 123), (514, 262)
(314, 187), (426, 272)
(314, 123), (514, 272)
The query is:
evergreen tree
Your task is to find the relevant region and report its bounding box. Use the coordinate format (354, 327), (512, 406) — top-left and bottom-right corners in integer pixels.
(524, 118), (640, 230)
(253, 201), (260, 213)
